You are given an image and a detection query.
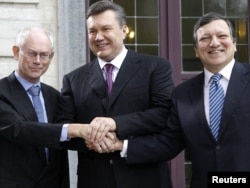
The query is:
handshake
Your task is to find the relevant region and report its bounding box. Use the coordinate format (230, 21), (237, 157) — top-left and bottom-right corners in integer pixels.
(67, 117), (123, 153)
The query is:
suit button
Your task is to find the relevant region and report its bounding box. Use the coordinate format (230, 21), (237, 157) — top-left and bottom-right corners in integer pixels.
(109, 159), (113, 164)
(216, 145), (221, 150)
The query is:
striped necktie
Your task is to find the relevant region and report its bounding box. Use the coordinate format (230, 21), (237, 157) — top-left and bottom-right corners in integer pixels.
(209, 73), (224, 141)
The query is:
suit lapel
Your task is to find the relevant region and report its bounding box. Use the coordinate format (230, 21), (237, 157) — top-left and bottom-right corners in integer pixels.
(189, 73), (212, 136)
(108, 50), (141, 107)
(8, 73), (37, 121)
(88, 60), (107, 99)
(41, 84), (53, 122)
(219, 62), (250, 140)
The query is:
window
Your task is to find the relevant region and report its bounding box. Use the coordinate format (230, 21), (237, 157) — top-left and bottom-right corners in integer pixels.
(115, 0), (159, 55)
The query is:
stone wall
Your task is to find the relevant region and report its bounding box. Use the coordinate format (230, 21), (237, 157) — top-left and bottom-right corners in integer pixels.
(0, 0), (59, 88)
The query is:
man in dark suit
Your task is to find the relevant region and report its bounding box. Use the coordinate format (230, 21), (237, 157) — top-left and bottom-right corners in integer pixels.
(110, 12), (250, 188)
(56, 1), (174, 188)
(0, 27), (90, 188)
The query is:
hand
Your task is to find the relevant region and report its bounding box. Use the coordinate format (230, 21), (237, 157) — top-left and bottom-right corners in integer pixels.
(86, 131), (115, 150)
(86, 132), (124, 153)
(67, 123), (90, 140)
(88, 117), (116, 142)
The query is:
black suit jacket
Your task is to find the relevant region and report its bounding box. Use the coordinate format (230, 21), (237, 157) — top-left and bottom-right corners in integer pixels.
(0, 72), (69, 188)
(127, 61), (250, 188)
(57, 49), (174, 188)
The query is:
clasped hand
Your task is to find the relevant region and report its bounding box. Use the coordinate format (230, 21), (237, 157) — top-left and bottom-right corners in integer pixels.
(86, 117), (123, 153)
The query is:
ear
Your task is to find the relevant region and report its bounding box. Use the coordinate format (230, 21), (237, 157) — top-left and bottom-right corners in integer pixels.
(194, 47), (199, 58)
(233, 41), (237, 52)
(122, 25), (128, 40)
(49, 52), (54, 59)
(12, 46), (20, 60)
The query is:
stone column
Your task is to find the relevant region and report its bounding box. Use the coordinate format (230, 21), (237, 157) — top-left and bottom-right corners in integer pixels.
(58, 1), (87, 188)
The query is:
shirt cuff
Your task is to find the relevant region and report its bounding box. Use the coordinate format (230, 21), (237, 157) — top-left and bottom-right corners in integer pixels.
(120, 139), (128, 158)
(60, 124), (70, 141)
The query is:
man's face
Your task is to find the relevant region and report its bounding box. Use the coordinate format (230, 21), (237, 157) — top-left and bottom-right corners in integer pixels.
(13, 29), (54, 83)
(87, 10), (127, 62)
(194, 19), (237, 73)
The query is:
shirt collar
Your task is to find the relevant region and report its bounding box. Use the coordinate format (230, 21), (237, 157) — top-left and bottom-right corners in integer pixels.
(14, 70), (41, 91)
(99, 46), (128, 69)
(204, 58), (235, 85)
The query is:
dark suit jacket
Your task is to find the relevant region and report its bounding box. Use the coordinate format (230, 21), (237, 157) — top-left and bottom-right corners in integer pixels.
(0, 72), (69, 188)
(57, 49), (174, 188)
(127, 61), (250, 188)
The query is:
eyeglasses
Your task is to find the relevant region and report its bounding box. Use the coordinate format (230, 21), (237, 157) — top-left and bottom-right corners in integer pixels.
(21, 50), (53, 62)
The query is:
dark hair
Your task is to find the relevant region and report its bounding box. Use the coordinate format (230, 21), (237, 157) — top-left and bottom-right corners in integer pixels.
(193, 12), (235, 47)
(87, 1), (126, 27)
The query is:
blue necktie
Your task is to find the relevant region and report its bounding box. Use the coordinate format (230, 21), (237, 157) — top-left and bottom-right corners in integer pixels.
(104, 64), (114, 96)
(28, 85), (49, 162)
(209, 74), (224, 141)
(28, 85), (45, 122)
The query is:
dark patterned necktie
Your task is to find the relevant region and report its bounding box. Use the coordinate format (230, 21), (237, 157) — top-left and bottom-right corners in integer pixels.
(104, 64), (114, 96)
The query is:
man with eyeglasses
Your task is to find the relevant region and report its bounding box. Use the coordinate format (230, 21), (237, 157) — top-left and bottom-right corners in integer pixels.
(0, 26), (91, 188)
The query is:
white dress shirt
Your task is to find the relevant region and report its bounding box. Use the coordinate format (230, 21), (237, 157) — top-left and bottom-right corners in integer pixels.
(204, 59), (234, 124)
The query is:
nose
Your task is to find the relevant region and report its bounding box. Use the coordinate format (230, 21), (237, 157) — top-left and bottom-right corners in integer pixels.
(210, 36), (220, 47)
(95, 32), (104, 41)
(34, 54), (41, 62)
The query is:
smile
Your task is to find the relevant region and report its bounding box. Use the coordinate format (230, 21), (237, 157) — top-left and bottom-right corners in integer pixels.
(208, 50), (223, 54)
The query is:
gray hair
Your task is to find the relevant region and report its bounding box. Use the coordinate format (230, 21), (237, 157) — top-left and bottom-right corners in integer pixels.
(15, 26), (54, 52)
